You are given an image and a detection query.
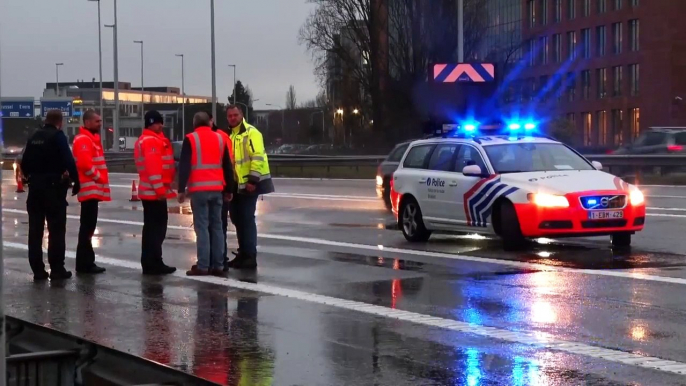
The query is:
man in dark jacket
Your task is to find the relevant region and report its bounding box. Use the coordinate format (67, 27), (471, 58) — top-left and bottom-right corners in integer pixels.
(21, 110), (80, 281)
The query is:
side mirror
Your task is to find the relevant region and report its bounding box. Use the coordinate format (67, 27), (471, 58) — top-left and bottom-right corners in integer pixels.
(463, 164), (483, 177)
(591, 161), (603, 170)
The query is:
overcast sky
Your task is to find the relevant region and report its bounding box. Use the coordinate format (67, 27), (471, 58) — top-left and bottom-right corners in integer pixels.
(0, 0), (319, 109)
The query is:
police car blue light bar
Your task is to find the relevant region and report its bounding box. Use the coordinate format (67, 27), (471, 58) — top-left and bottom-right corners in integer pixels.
(508, 123), (521, 130)
(524, 123), (536, 130)
(463, 123), (477, 132)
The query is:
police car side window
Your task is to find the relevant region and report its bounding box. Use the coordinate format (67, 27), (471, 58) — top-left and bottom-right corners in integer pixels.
(403, 145), (435, 169)
(454, 145), (486, 172)
(388, 143), (410, 162)
(428, 144), (458, 172)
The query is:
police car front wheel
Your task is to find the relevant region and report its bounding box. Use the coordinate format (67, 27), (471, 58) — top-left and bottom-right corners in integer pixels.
(611, 232), (632, 248)
(400, 199), (431, 242)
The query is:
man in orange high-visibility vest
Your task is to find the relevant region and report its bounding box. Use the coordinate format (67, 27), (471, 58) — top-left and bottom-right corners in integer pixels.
(135, 110), (178, 275)
(73, 110), (110, 274)
(177, 112), (234, 276)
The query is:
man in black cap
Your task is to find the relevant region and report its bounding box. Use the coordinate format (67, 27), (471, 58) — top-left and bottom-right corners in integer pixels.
(134, 110), (177, 275)
(21, 110), (80, 281)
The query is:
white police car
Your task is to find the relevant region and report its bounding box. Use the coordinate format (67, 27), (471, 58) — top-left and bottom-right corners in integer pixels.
(390, 123), (646, 250)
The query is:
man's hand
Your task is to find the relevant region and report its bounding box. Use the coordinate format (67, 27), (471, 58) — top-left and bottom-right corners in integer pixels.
(177, 192), (186, 204)
(223, 193), (233, 202)
(245, 183), (256, 193)
(71, 183), (81, 197)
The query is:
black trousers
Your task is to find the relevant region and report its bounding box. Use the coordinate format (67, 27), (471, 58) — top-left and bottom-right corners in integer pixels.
(141, 200), (168, 269)
(76, 199), (99, 270)
(27, 185), (68, 274)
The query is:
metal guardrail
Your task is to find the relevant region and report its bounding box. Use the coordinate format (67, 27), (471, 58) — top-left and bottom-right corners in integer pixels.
(7, 350), (79, 386)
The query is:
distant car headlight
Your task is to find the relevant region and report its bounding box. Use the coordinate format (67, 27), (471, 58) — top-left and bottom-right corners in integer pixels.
(528, 193), (569, 208)
(376, 175), (384, 186)
(630, 190), (645, 206)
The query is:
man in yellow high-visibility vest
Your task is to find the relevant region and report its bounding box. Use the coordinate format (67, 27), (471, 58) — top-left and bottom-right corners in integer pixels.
(225, 105), (274, 269)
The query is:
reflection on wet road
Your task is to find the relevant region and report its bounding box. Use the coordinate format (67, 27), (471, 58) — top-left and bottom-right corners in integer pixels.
(5, 172), (686, 385)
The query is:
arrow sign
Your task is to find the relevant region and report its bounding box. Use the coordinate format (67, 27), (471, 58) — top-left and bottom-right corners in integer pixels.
(433, 63), (495, 83)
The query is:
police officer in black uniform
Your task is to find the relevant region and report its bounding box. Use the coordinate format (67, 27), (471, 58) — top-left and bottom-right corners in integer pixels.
(20, 110), (80, 281)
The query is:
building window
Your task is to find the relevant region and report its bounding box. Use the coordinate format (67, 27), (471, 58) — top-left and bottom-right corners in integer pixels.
(629, 19), (639, 51)
(553, 33), (562, 62)
(582, 112), (593, 145)
(614, 0), (622, 10)
(596, 25), (606, 56)
(581, 28), (591, 58)
(528, 39), (536, 66)
(612, 22), (622, 54)
(554, 0), (562, 22)
(597, 110), (607, 145)
(528, 0), (536, 27)
(541, 0), (548, 24)
(598, 0), (606, 13)
(567, 72), (576, 101)
(581, 69), (591, 99)
(612, 109), (623, 145)
(583, 0), (591, 16)
(568, 0), (576, 19)
(631, 0), (639, 7)
(629, 108), (640, 139)
(629, 63), (639, 96)
(597, 68), (607, 99)
(567, 31), (577, 59)
(539, 36), (549, 64)
(613, 65), (623, 96)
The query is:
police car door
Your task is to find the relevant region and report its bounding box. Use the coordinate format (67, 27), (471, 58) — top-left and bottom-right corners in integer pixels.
(450, 144), (491, 228)
(422, 143), (461, 228)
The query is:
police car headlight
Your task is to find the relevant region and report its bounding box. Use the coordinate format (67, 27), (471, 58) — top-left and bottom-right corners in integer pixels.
(529, 193), (569, 208)
(630, 190), (645, 206)
(376, 175), (384, 186)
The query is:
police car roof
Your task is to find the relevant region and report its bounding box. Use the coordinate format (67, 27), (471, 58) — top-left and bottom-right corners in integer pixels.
(412, 135), (560, 147)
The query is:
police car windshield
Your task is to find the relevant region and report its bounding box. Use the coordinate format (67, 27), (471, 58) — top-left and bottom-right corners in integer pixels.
(483, 143), (594, 173)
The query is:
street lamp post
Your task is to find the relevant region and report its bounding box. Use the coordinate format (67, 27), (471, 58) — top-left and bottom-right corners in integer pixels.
(113, 0), (120, 150)
(87, 0), (103, 118)
(210, 0), (217, 120)
(228, 64), (236, 104)
(134, 40), (144, 127)
(457, 0), (464, 62)
(55, 63), (64, 96)
(176, 54), (185, 136)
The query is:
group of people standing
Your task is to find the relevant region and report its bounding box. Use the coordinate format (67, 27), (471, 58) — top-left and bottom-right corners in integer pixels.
(20, 105), (273, 281)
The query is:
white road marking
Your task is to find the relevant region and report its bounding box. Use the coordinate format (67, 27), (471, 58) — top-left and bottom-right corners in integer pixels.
(4, 208), (686, 286)
(647, 207), (686, 212)
(4, 241), (686, 376)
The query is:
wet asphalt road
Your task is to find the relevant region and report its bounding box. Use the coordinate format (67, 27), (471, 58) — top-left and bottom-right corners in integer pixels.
(4, 172), (686, 385)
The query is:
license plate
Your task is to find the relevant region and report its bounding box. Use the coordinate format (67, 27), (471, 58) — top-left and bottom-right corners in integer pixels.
(588, 210), (624, 220)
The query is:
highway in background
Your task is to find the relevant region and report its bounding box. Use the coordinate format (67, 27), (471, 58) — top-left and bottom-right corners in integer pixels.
(4, 171), (686, 384)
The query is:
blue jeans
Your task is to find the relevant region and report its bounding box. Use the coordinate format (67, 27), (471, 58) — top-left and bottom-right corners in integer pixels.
(190, 191), (224, 270)
(229, 194), (258, 256)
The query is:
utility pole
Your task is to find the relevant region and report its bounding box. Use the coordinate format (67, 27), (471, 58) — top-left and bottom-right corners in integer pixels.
(87, 0), (104, 117)
(0, 20), (7, 379)
(210, 0), (217, 120)
(113, 0), (120, 150)
(55, 63), (64, 96)
(457, 0), (464, 62)
(134, 40), (144, 127)
(176, 54), (185, 136)
(228, 64), (236, 104)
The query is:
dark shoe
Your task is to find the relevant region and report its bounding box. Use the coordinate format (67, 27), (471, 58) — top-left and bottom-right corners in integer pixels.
(49, 270), (73, 280)
(143, 264), (177, 275)
(226, 251), (245, 268)
(232, 254), (257, 270)
(33, 271), (49, 281)
(186, 266), (209, 276)
(76, 265), (106, 274)
(211, 268), (227, 277)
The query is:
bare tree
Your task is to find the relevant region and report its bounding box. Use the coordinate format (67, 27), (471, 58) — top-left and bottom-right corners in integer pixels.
(286, 85), (297, 109)
(300, 99), (317, 108)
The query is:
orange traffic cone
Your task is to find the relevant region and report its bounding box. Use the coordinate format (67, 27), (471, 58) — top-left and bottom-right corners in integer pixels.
(129, 181), (140, 202)
(15, 177), (25, 193)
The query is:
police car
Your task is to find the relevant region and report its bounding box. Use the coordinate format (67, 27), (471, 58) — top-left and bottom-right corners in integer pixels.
(391, 122), (646, 250)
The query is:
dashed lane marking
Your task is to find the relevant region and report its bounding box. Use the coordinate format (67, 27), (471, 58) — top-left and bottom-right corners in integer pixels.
(4, 241), (686, 377)
(4, 208), (686, 286)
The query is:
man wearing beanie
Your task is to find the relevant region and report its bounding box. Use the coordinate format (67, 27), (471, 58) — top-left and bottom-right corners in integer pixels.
(134, 110), (177, 275)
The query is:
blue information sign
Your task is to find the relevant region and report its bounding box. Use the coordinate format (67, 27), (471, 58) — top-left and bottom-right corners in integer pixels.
(41, 100), (73, 117)
(0, 100), (34, 118)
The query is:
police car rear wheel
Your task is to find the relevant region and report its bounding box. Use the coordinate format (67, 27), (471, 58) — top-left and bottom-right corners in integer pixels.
(401, 199), (431, 242)
(611, 232), (631, 248)
(500, 201), (526, 251)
